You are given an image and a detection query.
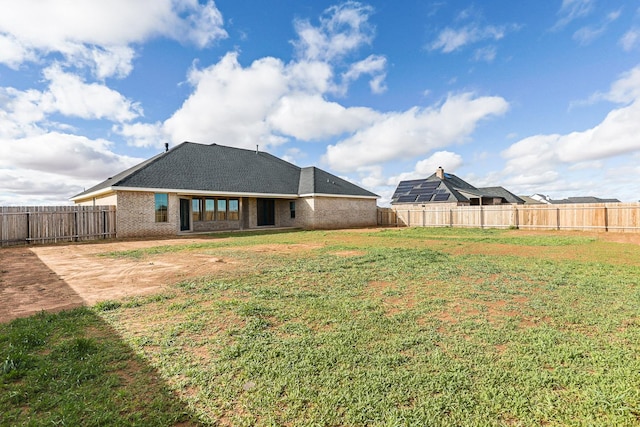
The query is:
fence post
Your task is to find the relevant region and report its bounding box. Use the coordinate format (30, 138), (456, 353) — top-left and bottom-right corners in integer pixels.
(513, 205), (518, 229)
(407, 210), (410, 227)
(604, 206), (608, 232)
(26, 211), (30, 244)
(556, 207), (561, 230)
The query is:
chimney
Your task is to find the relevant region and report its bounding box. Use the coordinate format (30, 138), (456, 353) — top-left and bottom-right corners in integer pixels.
(436, 166), (445, 180)
(164, 142), (169, 153)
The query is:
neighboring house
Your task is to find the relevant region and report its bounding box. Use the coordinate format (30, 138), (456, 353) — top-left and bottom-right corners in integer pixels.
(391, 167), (524, 207)
(530, 194), (621, 204)
(71, 142), (379, 237)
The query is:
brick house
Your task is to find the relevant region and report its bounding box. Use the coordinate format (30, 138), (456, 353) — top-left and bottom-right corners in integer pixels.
(71, 142), (379, 237)
(391, 166), (523, 209)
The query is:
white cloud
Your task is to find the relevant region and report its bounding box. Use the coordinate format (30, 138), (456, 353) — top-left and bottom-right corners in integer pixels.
(501, 64), (640, 193)
(41, 65), (142, 122)
(341, 54), (387, 94)
(0, 0), (227, 77)
(164, 3), (388, 147)
(572, 9), (620, 45)
(292, 1), (375, 62)
(553, 0), (594, 30)
(585, 65), (640, 105)
(268, 94), (376, 141)
(620, 28), (640, 51)
(164, 52), (289, 148)
(115, 122), (168, 148)
(324, 92), (509, 172)
(387, 151), (464, 185)
(473, 46), (497, 62)
(0, 132), (142, 181)
(430, 25), (508, 53)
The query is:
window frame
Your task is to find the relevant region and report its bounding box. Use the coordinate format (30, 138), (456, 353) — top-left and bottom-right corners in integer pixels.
(216, 199), (227, 221)
(192, 198), (202, 222)
(289, 201), (296, 219)
(154, 193), (168, 223)
(228, 199), (239, 221)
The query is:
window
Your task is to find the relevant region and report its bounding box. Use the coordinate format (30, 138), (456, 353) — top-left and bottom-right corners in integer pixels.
(205, 199), (215, 221)
(290, 201), (296, 219)
(228, 199), (239, 220)
(155, 193), (168, 222)
(216, 199), (227, 221)
(192, 198), (202, 222)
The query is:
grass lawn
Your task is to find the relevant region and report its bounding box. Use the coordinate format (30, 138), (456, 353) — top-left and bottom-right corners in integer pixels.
(2, 227), (640, 426)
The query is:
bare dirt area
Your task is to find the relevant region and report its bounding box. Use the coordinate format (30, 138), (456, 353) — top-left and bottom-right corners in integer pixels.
(0, 238), (240, 323)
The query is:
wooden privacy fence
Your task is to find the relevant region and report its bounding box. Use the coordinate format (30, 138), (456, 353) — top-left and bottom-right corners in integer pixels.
(0, 206), (116, 246)
(378, 203), (640, 232)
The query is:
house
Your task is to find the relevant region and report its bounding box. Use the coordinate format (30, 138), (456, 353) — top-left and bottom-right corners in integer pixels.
(71, 142), (379, 237)
(391, 167), (524, 207)
(529, 194), (620, 204)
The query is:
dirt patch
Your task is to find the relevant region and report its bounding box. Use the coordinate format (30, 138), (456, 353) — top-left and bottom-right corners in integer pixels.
(0, 238), (240, 323)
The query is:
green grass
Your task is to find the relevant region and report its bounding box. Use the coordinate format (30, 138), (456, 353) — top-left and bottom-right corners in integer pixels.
(4, 228), (640, 426)
(0, 308), (198, 426)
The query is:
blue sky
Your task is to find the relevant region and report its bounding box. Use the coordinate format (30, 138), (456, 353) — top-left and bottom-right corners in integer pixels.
(1, 0), (639, 205)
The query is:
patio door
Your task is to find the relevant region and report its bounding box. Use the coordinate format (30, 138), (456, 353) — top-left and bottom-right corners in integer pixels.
(257, 198), (275, 226)
(179, 198), (190, 231)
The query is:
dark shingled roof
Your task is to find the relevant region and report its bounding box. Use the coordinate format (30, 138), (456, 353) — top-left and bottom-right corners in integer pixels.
(73, 142), (378, 199)
(391, 171), (523, 205)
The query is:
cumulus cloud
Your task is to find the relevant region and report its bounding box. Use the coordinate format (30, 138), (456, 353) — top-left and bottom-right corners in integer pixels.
(0, 0), (227, 77)
(115, 122), (168, 149)
(268, 94), (377, 141)
(0, 132), (141, 180)
(341, 54), (387, 94)
(292, 1), (375, 62)
(164, 52), (289, 148)
(501, 65), (640, 192)
(387, 151), (464, 185)
(41, 65), (142, 122)
(164, 2), (388, 147)
(0, 64), (142, 137)
(324, 92), (509, 172)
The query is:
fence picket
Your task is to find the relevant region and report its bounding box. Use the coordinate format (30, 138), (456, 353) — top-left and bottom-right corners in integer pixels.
(378, 203), (640, 233)
(0, 206), (116, 246)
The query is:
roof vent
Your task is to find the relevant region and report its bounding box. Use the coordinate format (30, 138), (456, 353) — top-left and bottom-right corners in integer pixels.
(164, 142), (169, 153)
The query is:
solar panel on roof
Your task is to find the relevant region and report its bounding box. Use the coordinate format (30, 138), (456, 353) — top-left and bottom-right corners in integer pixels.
(416, 194), (433, 202)
(420, 182), (439, 189)
(433, 193), (450, 201)
(396, 195), (418, 203)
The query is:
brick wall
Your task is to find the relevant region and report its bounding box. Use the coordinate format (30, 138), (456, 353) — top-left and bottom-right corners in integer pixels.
(116, 191), (178, 237)
(300, 197), (377, 229)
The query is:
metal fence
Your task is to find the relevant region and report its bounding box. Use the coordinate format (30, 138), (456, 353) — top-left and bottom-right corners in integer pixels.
(0, 206), (116, 246)
(378, 203), (640, 232)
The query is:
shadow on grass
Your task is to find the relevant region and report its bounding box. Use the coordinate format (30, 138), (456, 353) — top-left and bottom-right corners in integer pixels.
(0, 307), (202, 426)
